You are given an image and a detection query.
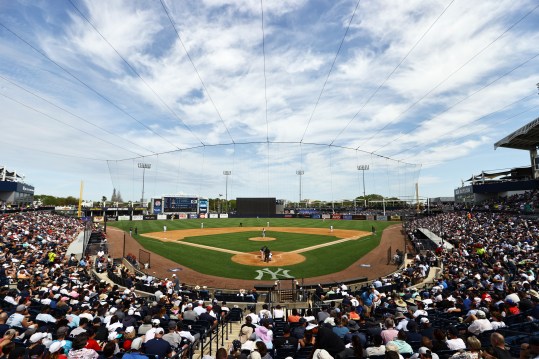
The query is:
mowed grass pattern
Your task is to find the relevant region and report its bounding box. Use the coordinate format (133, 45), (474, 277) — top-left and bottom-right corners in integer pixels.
(182, 231), (338, 252)
(109, 218), (394, 280)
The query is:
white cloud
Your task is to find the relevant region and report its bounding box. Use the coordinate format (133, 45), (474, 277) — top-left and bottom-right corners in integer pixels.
(0, 0), (537, 201)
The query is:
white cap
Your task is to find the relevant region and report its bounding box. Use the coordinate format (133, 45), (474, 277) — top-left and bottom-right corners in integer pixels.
(49, 341), (65, 353)
(29, 332), (48, 343)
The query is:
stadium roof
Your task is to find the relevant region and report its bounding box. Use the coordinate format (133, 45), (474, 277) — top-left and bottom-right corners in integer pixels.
(494, 116), (539, 150)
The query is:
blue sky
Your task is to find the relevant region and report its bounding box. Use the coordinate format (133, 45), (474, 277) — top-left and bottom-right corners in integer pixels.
(0, 0), (538, 204)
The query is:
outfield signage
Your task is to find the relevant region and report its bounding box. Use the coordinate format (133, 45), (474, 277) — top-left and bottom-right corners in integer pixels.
(118, 215), (130, 221)
(157, 214), (167, 220)
(209, 213), (219, 218)
(132, 215), (143, 221)
(143, 215), (157, 220)
(153, 199), (162, 214)
(220, 214), (229, 218)
(377, 215), (388, 221)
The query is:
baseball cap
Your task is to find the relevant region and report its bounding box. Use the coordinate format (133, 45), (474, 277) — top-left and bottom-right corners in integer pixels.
(151, 319), (161, 325)
(155, 328), (164, 335)
(131, 337), (143, 350)
(420, 317), (430, 324)
(16, 304), (27, 312)
(29, 332), (47, 343)
(49, 341), (65, 354)
(56, 326), (69, 337)
(475, 310), (486, 319)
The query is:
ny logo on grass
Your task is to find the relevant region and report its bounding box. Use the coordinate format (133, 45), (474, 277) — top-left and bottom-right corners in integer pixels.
(254, 268), (294, 280)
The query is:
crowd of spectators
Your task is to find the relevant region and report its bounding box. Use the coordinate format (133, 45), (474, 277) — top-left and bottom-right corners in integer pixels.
(0, 189), (538, 359)
(0, 211), (231, 359)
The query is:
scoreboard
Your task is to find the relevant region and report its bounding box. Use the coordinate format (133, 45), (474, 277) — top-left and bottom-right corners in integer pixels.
(163, 197), (198, 213)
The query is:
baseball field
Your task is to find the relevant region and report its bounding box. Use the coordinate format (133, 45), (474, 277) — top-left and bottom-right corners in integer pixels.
(109, 218), (396, 281)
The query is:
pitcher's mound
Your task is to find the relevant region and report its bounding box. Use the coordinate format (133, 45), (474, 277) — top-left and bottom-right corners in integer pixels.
(249, 237), (276, 241)
(232, 251), (305, 266)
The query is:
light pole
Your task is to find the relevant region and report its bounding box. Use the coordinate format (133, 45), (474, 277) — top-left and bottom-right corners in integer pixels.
(223, 171), (231, 213)
(138, 163), (151, 210)
(357, 165), (369, 207)
(296, 170), (304, 208)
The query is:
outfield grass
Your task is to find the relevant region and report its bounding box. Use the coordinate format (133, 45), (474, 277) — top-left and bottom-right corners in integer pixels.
(109, 218), (395, 280)
(182, 231), (339, 252)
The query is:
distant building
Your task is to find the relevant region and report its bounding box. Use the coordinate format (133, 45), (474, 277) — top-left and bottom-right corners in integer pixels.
(0, 166), (34, 207)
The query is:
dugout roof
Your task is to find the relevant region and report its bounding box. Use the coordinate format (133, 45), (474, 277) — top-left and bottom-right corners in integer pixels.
(494, 116), (539, 150)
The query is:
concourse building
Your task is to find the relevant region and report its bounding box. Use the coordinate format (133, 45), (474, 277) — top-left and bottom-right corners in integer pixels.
(0, 166), (35, 208)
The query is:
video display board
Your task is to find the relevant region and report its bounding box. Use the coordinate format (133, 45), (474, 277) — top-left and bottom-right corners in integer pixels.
(163, 196), (198, 213)
(237, 197), (276, 217)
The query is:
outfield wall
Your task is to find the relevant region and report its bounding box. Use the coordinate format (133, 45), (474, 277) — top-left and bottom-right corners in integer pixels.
(97, 213), (402, 222)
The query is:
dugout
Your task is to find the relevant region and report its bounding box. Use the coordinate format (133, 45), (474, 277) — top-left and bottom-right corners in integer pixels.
(236, 197), (276, 217)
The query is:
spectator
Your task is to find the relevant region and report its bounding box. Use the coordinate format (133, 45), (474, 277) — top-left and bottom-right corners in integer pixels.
(144, 328), (172, 358)
(68, 334), (98, 359)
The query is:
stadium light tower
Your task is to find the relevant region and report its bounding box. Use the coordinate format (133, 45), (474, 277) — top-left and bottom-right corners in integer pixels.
(357, 165), (369, 207)
(223, 171), (231, 213)
(296, 170), (304, 208)
(138, 163), (151, 209)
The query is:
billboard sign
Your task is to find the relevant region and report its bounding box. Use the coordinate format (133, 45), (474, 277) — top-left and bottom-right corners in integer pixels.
(199, 199), (208, 214)
(153, 199), (162, 214)
(163, 197), (198, 212)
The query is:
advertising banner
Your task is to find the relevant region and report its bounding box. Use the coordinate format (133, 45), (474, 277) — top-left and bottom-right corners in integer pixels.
(322, 214), (331, 219)
(390, 215), (401, 221)
(376, 215), (388, 221)
(199, 213), (206, 219)
(118, 215), (130, 221)
(132, 215), (144, 221)
(178, 213), (188, 219)
(157, 214), (167, 220)
(366, 215), (375, 221)
(189, 214), (198, 219)
(209, 213), (219, 218)
(343, 215), (353, 220)
(153, 199), (162, 214)
(220, 214), (229, 218)
(93, 216), (104, 223)
(311, 214), (321, 219)
(143, 215), (157, 220)
(331, 214), (342, 220)
(198, 199), (208, 214)
(106, 216), (118, 221)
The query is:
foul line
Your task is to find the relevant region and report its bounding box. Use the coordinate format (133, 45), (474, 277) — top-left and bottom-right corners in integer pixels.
(143, 233), (369, 256)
